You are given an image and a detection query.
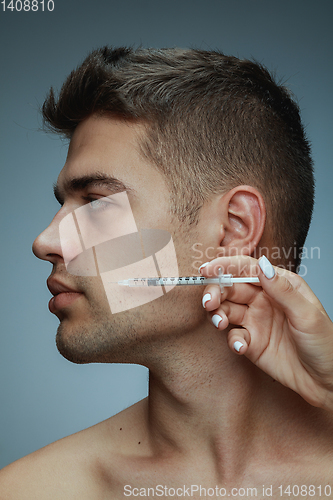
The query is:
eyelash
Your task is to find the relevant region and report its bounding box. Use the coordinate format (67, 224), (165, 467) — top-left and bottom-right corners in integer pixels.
(82, 196), (112, 212)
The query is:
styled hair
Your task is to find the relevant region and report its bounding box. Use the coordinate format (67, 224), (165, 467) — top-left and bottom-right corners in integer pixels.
(42, 46), (314, 271)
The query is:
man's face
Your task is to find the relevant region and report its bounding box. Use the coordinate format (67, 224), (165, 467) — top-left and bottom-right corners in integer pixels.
(33, 115), (206, 365)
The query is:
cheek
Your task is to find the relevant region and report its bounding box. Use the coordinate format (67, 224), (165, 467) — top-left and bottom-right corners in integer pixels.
(171, 230), (204, 274)
(154, 286), (207, 334)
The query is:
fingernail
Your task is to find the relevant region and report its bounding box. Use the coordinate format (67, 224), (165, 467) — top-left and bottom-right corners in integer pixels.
(212, 314), (223, 328)
(202, 293), (211, 308)
(233, 341), (244, 352)
(259, 255), (275, 279)
(199, 262), (209, 272)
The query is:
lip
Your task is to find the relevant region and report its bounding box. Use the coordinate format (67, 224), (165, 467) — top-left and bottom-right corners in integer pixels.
(47, 278), (84, 313)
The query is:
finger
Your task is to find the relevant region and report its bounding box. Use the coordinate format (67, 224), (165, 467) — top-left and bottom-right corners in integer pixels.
(201, 284), (223, 311)
(201, 283), (261, 320)
(219, 301), (248, 326)
(220, 282), (262, 306)
(209, 301), (250, 332)
(202, 282), (261, 313)
(201, 256), (327, 317)
(268, 265), (328, 315)
(210, 310), (230, 330)
(199, 260), (262, 310)
(227, 328), (250, 355)
(257, 256), (323, 330)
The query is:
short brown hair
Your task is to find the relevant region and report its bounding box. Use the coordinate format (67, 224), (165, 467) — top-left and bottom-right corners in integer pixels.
(42, 46), (314, 271)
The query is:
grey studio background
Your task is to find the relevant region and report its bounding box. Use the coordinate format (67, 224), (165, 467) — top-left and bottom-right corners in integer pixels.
(0, 0), (332, 468)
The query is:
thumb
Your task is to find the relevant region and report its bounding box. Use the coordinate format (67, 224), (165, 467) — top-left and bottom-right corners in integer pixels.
(258, 255), (322, 330)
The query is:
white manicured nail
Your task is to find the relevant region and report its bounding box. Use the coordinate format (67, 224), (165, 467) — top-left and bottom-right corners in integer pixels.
(259, 255), (275, 279)
(233, 341), (244, 352)
(199, 262), (209, 272)
(202, 293), (211, 308)
(212, 314), (223, 328)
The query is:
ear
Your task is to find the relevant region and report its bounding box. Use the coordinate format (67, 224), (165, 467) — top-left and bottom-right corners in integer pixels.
(219, 185), (266, 256)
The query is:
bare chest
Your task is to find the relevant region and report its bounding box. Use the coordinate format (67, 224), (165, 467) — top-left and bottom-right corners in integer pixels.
(97, 456), (332, 500)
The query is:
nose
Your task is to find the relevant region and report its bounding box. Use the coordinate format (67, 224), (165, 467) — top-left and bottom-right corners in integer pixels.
(32, 210), (65, 265)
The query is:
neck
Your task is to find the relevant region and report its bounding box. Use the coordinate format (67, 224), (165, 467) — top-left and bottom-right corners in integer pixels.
(144, 325), (332, 481)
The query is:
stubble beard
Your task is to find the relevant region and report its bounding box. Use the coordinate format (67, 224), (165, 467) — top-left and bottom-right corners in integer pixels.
(54, 274), (143, 365)
(55, 304), (142, 365)
(53, 248), (203, 368)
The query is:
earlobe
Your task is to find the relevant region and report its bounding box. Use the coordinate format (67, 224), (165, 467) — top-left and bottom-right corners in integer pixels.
(220, 186), (266, 256)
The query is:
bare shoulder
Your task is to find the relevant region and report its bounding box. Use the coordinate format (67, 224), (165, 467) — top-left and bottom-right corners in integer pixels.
(0, 398), (149, 499)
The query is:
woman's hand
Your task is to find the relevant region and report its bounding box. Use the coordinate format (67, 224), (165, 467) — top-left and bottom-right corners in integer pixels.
(200, 255), (333, 411)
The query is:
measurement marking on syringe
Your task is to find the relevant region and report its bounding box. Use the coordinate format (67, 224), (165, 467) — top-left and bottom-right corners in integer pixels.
(117, 275), (260, 287)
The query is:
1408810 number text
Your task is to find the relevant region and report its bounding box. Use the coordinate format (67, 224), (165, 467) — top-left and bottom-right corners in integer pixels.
(278, 484), (332, 497)
(1, 0), (54, 11)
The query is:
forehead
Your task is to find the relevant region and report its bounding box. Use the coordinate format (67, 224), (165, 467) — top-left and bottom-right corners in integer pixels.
(58, 115), (167, 199)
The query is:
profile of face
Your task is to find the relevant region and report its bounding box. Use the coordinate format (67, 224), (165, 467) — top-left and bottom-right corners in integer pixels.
(32, 116), (206, 365)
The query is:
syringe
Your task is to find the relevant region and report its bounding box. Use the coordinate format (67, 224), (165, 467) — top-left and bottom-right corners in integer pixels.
(117, 271), (259, 293)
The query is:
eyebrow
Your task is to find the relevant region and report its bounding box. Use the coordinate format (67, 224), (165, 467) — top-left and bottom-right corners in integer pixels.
(53, 172), (135, 205)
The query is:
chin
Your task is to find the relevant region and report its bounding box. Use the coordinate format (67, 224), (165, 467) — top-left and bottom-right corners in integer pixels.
(55, 322), (112, 364)
(54, 315), (144, 365)
(56, 332), (95, 364)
